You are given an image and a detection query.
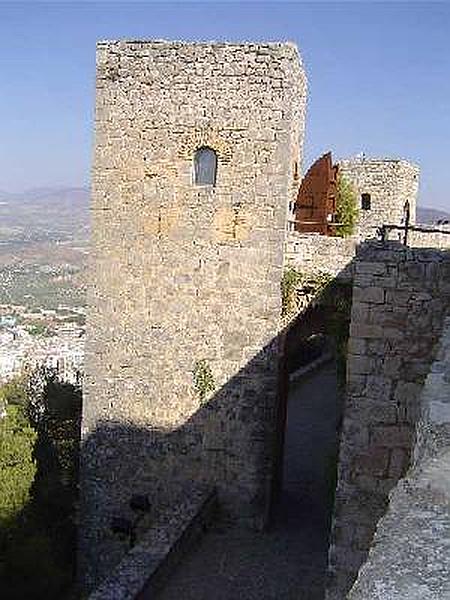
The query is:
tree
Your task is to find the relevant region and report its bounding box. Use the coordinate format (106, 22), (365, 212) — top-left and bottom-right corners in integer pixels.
(0, 369), (82, 599)
(335, 174), (359, 237)
(0, 405), (36, 530)
(27, 367), (82, 576)
(0, 375), (28, 408)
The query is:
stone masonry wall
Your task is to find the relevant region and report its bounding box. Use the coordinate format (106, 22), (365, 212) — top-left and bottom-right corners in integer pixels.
(284, 231), (358, 280)
(80, 41), (306, 590)
(339, 158), (419, 240)
(327, 241), (450, 599)
(348, 316), (450, 600)
(384, 224), (450, 250)
(282, 228), (450, 284)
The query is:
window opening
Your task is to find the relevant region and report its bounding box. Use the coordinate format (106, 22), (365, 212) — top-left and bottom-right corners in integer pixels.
(194, 147), (217, 186)
(361, 193), (371, 210)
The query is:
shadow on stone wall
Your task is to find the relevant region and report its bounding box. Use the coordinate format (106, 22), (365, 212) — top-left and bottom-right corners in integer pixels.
(79, 246), (356, 592)
(80, 240), (450, 597)
(79, 273), (353, 592)
(80, 328), (285, 591)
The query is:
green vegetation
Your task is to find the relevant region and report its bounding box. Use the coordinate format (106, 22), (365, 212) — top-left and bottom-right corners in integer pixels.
(26, 321), (53, 337)
(193, 359), (216, 402)
(335, 174), (359, 237)
(0, 369), (81, 600)
(281, 268), (304, 317)
(322, 283), (353, 390)
(0, 405), (36, 528)
(281, 268), (352, 389)
(0, 264), (86, 310)
(0, 376), (28, 408)
(281, 268), (333, 318)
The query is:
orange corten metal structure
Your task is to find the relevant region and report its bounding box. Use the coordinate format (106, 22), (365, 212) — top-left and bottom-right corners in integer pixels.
(294, 152), (338, 235)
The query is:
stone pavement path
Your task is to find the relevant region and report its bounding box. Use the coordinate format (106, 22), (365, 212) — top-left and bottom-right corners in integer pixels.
(156, 361), (341, 600)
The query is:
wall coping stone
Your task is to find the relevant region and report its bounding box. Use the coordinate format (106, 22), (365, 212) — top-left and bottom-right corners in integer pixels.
(89, 486), (217, 600)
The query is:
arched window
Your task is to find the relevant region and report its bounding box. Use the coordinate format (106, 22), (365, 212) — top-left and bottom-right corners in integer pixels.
(194, 147), (217, 186)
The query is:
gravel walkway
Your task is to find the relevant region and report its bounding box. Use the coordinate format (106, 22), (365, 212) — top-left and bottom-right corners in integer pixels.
(156, 361), (341, 600)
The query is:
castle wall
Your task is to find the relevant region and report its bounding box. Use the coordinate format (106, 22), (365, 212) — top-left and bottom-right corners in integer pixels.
(339, 159), (419, 239)
(284, 231), (358, 279)
(348, 316), (450, 600)
(327, 241), (450, 599)
(80, 40), (306, 590)
(383, 224), (450, 249)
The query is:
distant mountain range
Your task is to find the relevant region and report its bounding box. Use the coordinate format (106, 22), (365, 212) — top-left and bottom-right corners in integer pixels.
(0, 187), (89, 202)
(416, 207), (450, 225)
(0, 187), (90, 308)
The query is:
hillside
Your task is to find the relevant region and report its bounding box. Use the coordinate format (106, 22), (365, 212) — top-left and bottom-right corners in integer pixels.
(0, 187), (89, 248)
(416, 206), (450, 225)
(0, 187), (90, 308)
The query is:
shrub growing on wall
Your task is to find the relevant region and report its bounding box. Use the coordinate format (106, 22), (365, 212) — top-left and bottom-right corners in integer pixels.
(335, 174), (358, 237)
(193, 359), (216, 403)
(281, 268), (333, 319)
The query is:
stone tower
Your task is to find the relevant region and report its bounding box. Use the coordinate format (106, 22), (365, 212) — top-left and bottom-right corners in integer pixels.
(80, 40), (307, 588)
(339, 157), (419, 239)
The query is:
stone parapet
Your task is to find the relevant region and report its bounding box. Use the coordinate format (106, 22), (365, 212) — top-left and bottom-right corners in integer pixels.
(284, 231), (358, 279)
(326, 241), (450, 599)
(89, 486), (217, 600)
(348, 316), (450, 600)
(382, 223), (450, 250)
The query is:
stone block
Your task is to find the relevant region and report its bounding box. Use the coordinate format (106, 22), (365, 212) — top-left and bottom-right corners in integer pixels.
(346, 375), (367, 396)
(336, 547), (368, 572)
(353, 286), (385, 305)
(351, 303), (370, 323)
(355, 262), (387, 276)
(350, 473), (380, 493)
(376, 476), (401, 496)
(370, 425), (413, 449)
(353, 524), (375, 551)
(366, 339), (390, 357)
(345, 394), (398, 424)
(341, 418), (370, 446)
(348, 338), (367, 356)
(383, 356), (403, 377)
(364, 375), (393, 400)
(385, 289), (413, 307)
(349, 322), (384, 339)
(388, 448), (409, 479)
(348, 355), (374, 375)
(353, 447), (389, 477)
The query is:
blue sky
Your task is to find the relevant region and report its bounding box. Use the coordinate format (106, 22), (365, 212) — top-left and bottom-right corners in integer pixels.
(0, 1), (449, 209)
